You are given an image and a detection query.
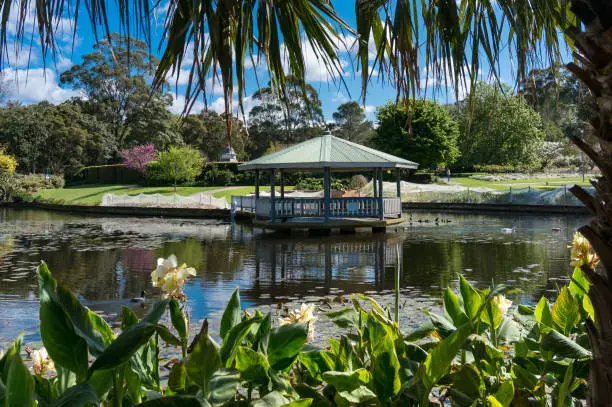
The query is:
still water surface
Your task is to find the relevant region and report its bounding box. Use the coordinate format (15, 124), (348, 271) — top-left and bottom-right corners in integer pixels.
(0, 207), (587, 346)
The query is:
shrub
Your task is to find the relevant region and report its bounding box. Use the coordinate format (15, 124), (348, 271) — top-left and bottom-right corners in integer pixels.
(0, 149), (18, 174)
(349, 174), (368, 190)
(153, 146), (205, 192)
(49, 174), (65, 189)
(0, 171), (21, 201)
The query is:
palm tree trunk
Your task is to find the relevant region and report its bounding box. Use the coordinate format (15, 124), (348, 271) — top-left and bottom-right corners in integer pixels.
(566, 1), (612, 405)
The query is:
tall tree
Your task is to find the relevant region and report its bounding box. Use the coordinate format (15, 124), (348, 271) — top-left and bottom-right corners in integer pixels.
(520, 66), (592, 142)
(453, 82), (545, 169)
(59, 34), (180, 150)
(331, 101), (373, 144)
(0, 101), (113, 175)
(371, 100), (460, 169)
(249, 76), (324, 157)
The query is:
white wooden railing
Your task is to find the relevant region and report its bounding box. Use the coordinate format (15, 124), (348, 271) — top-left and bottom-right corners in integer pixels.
(232, 196), (402, 218)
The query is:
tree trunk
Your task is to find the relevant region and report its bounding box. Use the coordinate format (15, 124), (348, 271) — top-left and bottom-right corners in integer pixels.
(566, 1), (612, 405)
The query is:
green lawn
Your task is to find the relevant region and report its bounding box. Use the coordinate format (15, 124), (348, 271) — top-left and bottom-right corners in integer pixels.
(36, 184), (296, 205)
(213, 186), (295, 202)
(36, 185), (221, 205)
(451, 176), (591, 190)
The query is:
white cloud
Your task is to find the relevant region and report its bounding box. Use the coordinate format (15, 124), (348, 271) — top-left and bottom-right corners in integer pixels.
(364, 105), (376, 113)
(2, 67), (83, 104)
(331, 92), (349, 103)
(168, 94), (259, 119)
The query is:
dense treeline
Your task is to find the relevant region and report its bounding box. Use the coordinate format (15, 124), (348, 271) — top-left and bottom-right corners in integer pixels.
(0, 35), (588, 178)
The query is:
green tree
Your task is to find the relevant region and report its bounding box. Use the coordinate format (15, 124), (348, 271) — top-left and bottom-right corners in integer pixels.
(181, 110), (249, 161)
(371, 100), (460, 169)
(59, 33), (181, 150)
(248, 76), (324, 157)
(332, 101), (373, 144)
(153, 146), (204, 192)
(0, 102), (113, 175)
(0, 103), (48, 174)
(454, 82), (545, 169)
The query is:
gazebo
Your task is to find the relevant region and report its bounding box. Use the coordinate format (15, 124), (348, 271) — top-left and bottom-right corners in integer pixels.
(234, 134), (418, 231)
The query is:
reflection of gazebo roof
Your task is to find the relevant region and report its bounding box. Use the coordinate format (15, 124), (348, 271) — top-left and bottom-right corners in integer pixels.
(238, 134), (418, 171)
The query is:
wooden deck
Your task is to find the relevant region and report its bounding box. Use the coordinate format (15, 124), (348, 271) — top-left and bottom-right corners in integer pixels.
(252, 216), (406, 232)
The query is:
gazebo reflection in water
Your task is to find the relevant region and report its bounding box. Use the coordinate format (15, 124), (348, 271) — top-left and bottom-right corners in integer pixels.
(242, 232), (404, 301)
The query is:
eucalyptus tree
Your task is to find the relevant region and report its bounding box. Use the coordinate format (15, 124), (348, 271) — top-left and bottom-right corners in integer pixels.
(2, 0), (611, 404)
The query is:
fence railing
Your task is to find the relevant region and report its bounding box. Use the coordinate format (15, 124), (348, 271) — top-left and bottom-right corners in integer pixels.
(232, 196), (402, 218)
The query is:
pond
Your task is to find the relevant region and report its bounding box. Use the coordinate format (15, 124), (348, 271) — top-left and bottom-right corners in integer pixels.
(0, 207), (587, 348)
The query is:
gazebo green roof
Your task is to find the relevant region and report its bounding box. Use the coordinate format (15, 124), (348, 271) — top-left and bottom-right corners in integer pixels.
(238, 134), (419, 171)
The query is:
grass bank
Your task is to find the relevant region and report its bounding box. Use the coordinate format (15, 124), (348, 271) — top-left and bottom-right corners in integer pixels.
(35, 185), (295, 205)
(36, 185), (221, 205)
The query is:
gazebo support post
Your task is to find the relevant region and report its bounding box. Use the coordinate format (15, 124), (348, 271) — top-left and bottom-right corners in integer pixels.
(396, 169), (402, 218)
(378, 168), (384, 220)
(270, 169), (276, 220)
(324, 167), (330, 221)
(255, 170), (260, 198)
(373, 169), (378, 198)
(280, 170), (285, 198)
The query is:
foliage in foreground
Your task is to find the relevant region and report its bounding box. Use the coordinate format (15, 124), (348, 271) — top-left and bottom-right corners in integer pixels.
(0, 237), (596, 406)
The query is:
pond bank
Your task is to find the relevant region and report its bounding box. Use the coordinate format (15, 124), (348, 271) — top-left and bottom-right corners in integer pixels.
(3, 201), (589, 219)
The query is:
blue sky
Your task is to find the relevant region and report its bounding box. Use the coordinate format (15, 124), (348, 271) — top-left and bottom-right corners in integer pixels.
(1, 1), (567, 122)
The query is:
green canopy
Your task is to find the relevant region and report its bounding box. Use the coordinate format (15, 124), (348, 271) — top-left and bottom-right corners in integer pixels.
(238, 134), (418, 171)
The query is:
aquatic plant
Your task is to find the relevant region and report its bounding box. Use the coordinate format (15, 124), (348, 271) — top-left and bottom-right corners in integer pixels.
(0, 243), (595, 406)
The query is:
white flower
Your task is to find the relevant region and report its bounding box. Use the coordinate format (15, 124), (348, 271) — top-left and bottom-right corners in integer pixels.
(31, 347), (54, 376)
(151, 255), (196, 300)
(493, 295), (512, 317)
(280, 303), (317, 342)
(151, 255), (178, 286)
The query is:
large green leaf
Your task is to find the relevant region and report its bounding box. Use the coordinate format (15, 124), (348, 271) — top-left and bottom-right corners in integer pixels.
(50, 382), (99, 407)
(88, 322), (157, 375)
(336, 386), (377, 405)
(251, 391), (289, 407)
(235, 347), (270, 385)
(325, 308), (359, 329)
(267, 323), (308, 371)
(299, 350), (334, 382)
(444, 287), (468, 326)
(220, 287), (241, 340)
(55, 284), (112, 355)
(492, 380), (514, 407)
(37, 262), (88, 380)
(168, 361), (189, 394)
(371, 334), (401, 401)
(322, 369), (371, 390)
(3, 337), (34, 407)
(281, 401), (313, 407)
(540, 327), (591, 359)
(169, 300), (188, 354)
(551, 287), (580, 336)
(220, 316), (262, 367)
(208, 368), (239, 405)
(535, 297), (553, 327)
(459, 276), (482, 320)
(417, 322), (473, 404)
(185, 333), (221, 393)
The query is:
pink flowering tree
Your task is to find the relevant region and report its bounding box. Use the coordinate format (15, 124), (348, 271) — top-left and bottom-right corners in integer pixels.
(120, 144), (155, 175)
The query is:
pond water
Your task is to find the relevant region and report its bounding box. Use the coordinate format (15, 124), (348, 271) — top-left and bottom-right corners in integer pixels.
(0, 207), (588, 347)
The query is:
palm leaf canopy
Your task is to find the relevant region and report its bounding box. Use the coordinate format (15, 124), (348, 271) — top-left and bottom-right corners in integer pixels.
(0, 0), (577, 112)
